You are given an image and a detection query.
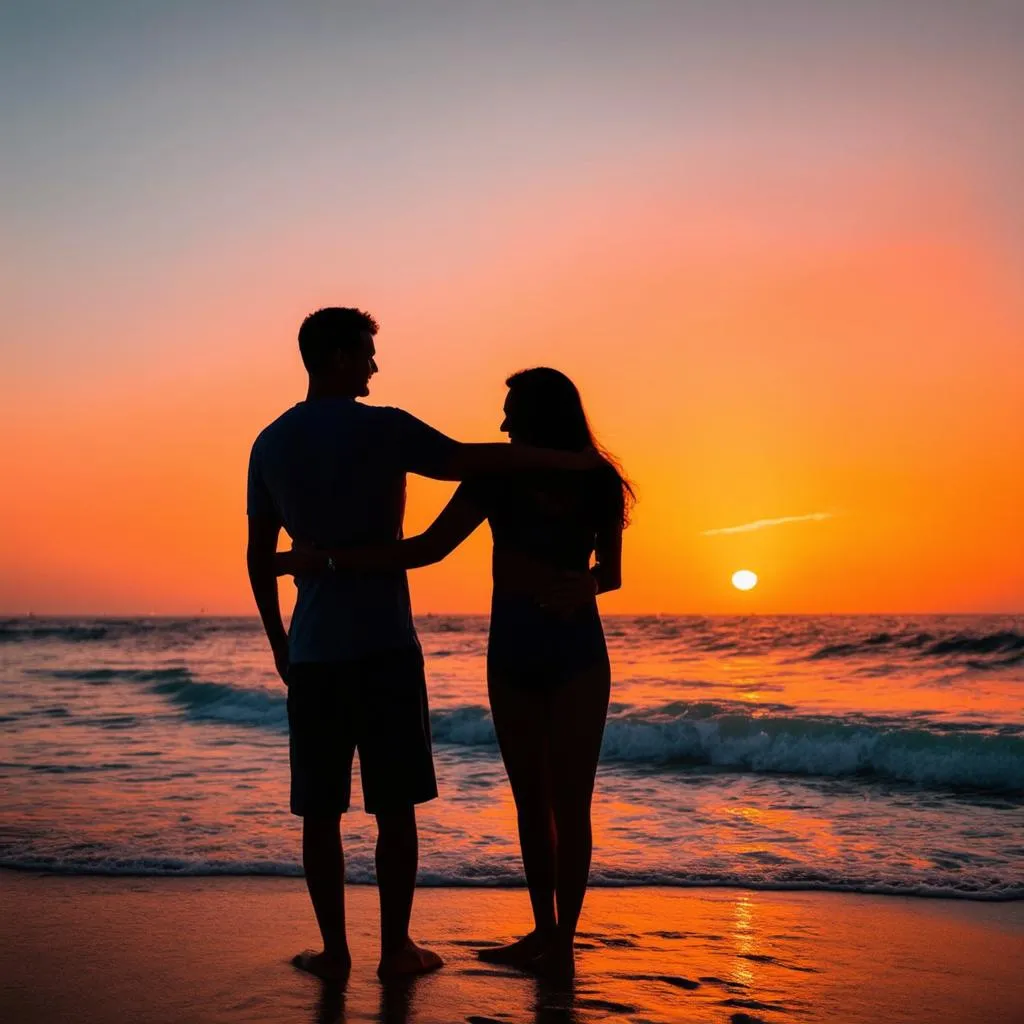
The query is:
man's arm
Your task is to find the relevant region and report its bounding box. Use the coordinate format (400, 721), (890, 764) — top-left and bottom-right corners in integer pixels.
(392, 407), (601, 482)
(430, 442), (600, 481)
(246, 513), (289, 684)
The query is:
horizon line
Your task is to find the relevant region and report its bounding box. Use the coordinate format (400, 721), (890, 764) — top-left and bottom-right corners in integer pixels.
(3, 610), (1020, 619)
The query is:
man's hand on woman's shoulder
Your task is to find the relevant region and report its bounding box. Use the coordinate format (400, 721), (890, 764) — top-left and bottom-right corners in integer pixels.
(568, 446), (604, 470)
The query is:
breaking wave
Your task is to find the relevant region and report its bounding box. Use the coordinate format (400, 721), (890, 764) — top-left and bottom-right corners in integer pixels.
(808, 629), (1024, 665)
(38, 666), (1024, 793)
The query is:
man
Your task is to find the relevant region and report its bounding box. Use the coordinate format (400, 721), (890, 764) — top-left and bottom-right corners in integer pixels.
(246, 307), (596, 981)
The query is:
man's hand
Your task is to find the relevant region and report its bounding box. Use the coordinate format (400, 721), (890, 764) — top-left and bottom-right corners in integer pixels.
(572, 446), (604, 470)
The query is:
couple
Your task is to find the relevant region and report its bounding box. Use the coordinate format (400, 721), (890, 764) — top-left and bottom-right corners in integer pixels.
(246, 307), (632, 985)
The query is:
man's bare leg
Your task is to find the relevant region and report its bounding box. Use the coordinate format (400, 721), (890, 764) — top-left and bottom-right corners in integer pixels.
(375, 805), (443, 978)
(292, 814), (352, 982)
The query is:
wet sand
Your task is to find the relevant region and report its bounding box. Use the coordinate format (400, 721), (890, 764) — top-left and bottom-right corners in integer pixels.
(2, 871), (1022, 1023)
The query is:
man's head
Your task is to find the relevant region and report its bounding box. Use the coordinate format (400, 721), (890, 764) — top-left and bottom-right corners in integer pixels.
(298, 307), (379, 397)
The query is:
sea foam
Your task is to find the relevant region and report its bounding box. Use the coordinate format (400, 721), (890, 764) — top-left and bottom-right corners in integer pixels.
(38, 666), (1024, 792)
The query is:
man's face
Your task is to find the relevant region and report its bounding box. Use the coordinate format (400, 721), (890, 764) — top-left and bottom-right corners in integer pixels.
(500, 391), (519, 443)
(338, 332), (378, 397)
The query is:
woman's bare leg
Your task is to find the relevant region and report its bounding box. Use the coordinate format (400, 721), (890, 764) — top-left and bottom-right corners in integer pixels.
(536, 658), (610, 979)
(477, 675), (557, 964)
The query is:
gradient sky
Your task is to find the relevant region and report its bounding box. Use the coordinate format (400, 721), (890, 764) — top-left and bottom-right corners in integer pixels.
(2, 1), (1022, 614)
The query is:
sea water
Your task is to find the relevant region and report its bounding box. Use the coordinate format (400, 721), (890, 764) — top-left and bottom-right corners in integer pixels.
(1, 616), (1021, 899)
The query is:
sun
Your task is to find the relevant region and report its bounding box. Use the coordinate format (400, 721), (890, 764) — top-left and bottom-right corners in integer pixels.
(732, 569), (758, 591)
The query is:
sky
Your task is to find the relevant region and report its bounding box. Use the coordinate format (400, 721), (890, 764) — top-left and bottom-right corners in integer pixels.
(1, 0), (1022, 615)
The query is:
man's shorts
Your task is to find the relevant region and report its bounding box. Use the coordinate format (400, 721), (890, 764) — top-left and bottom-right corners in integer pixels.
(286, 648), (437, 817)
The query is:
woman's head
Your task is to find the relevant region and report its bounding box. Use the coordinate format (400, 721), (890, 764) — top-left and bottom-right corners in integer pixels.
(502, 367), (635, 526)
(501, 367), (591, 450)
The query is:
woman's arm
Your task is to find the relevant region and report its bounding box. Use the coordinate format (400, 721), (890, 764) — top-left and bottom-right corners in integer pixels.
(276, 489), (486, 576)
(592, 521), (623, 594)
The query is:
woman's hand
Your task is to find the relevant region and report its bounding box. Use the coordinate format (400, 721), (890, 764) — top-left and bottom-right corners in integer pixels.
(538, 570), (599, 616)
(274, 543), (329, 577)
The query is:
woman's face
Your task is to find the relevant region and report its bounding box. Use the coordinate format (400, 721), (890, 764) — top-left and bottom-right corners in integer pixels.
(500, 389), (524, 444)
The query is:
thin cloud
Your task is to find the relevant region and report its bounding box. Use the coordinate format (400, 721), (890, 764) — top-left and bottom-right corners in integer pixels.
(701, 512), (835, 537)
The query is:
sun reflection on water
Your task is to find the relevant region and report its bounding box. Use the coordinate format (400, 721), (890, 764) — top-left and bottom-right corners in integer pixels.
(731, 892), (758, 988)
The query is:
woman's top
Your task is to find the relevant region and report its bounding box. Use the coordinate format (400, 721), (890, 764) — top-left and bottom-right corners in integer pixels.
(456, 464), (622, 574)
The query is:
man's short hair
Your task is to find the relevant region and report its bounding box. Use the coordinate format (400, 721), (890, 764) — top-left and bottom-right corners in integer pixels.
(298, 307), (379, 374)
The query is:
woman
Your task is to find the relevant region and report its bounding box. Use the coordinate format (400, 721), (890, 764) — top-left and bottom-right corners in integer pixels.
(278, 367), (632, 979)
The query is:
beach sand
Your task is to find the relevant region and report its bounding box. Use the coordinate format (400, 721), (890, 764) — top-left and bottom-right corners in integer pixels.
(2, 871), (1021, 1023)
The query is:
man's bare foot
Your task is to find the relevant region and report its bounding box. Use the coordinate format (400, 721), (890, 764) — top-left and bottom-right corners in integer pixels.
(291, 948), (352, 982)
(377, 938), (444, 979)
(526, 943), (575, 983)
(476, 930), (553, 967)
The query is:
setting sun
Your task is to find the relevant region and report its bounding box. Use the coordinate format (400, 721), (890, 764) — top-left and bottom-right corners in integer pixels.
(732, 570), (759, 592)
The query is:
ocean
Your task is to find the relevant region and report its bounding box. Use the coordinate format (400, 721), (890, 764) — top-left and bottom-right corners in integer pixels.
(1, 615), (1021, 900)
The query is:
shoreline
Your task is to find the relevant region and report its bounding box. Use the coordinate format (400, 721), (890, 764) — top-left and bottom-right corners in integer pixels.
(2, 865), (1021, 902)
(4, 871), (1022, 1023)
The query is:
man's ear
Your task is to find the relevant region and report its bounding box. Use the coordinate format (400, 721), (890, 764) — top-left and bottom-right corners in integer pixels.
(329, 346), (351, 374)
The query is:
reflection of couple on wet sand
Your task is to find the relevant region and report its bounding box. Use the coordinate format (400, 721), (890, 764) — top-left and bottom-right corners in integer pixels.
(247, 307), (633, 986)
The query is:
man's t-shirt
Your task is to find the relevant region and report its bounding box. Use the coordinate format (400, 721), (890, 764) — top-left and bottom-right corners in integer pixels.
(246, 398), (457, 663)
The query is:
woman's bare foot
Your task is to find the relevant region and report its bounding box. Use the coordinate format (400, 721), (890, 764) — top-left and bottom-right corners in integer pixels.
(476, 929), (554, 967)
(377, 938), (444, 979)
(526, 942), (575, 983)
(291, 948), (352, 982)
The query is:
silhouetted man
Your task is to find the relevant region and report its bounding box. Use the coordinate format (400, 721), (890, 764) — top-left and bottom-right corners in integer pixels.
(246, 307), (595, 981)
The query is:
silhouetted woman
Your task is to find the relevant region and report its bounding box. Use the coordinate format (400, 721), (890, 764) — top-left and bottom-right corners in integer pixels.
(278, 368), (633, 980)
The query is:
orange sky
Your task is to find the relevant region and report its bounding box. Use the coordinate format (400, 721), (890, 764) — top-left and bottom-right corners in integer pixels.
(2, 3), (1022, 614)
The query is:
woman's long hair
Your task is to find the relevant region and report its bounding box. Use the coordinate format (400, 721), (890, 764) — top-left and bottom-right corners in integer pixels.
(505, 367), (635, 527)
